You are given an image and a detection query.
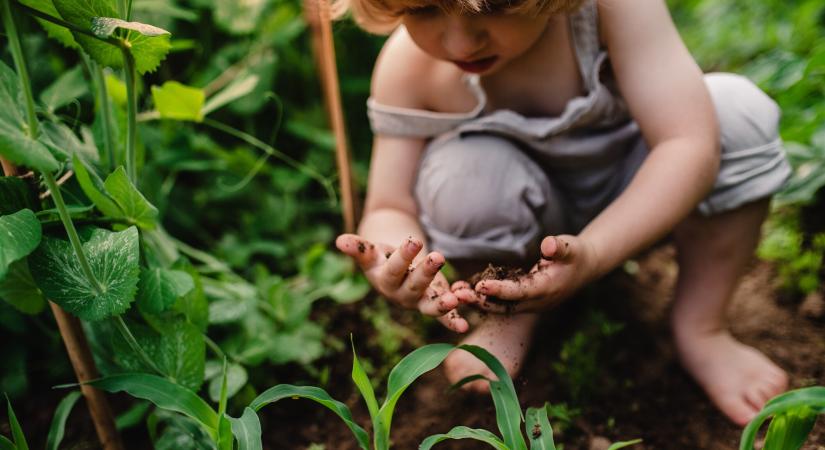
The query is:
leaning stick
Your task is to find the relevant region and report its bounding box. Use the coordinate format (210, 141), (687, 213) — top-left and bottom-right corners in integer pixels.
(1, 159), (124, 450)
(303, 0), (358, 233)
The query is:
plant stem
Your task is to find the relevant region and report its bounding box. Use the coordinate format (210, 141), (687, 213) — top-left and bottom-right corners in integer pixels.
(91, 60), (118, 172)
(203, 334), (226, 359)
(121, 46), (138, 183)
(201, 118), (337, 203)
(113, 316), (165, 376)
(3, 0), (38, 137)
(43, 173), (106, 295)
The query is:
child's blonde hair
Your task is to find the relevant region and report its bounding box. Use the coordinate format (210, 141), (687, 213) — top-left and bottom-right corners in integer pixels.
(332, 0), (586, 34)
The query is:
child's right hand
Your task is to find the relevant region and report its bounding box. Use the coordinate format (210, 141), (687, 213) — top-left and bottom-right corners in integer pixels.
(335, 234), (469, 333)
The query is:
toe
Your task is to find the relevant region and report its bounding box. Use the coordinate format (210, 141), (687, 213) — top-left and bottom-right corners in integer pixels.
(720, 394), (759, 426)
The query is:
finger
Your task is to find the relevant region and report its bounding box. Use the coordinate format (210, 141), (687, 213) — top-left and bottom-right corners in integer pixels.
(476, 272), (551, 301)
(455, 288), (524, 314)
(335, 234), (379, 269)
(382, 237), (423, 288)
(401, 252), (444, 297)
(437, 309), (469, 333)
(418, 287), (459, 316)
(540, 235), (573, 262)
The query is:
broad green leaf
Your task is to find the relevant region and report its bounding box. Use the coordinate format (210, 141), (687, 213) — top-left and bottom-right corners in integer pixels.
(156, 320), (205, 391)
(137, 268), (194, 314)
(40, 66), (87, 112)
(418, 426), (509, 450)
(0, 177), (38, 215)
(5, 396), (29, 450)
(329, 276), (370, 304)
(40, 122), (98, 165)
(152, 412), (216, 450)
(207, 362), (247, 403)
(740, 386), (825, 450)
(213, 0), (266, 34)
(0, 122), (59, 174)
(46, 390), (82, 450)
(174, 265), (208, 331)
(266, 321), (325, 365)
(151, 82), (205, 122)
(0, 209), (41, 280)
(607, 439), (643, 450)
(229, 408), (262, 450)
(0, 259), (46, 314)
(351, 339), (379, 420)
(377, 343), (455, 449)
(29, 226), (139, 321)
(104, 167), (159, 229)
(763, 407), (816, 450)
(0, 435), (14, 450)
(250, 385), (369, 450)
(90, 373), (218, 432)
(52, 1), (171, 74)
(457, 344), (526, 450)
(18, 0), (78, 48)
(72, 155), (122, 218)
(526, 405), (555, 450)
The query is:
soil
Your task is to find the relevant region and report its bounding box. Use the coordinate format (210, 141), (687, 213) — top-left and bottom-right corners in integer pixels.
(262, 245), (825, 450)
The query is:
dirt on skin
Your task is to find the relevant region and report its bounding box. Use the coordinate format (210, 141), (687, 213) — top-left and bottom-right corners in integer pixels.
(262, 245), (825, 450)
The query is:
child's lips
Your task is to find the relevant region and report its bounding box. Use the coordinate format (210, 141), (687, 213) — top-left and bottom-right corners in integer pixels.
(452, 56), (498, 73)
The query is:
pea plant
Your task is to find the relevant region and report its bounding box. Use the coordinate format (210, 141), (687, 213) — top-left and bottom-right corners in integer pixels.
(739, 386), (825, 450)
(0, 0), (368, 445)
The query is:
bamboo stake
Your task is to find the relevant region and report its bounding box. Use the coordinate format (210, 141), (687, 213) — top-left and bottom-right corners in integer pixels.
(1, 158), (124, 450)
(303, 0), (358, 233)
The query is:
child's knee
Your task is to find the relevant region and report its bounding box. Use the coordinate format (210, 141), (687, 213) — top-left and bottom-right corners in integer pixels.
(415, 134), (563, 259)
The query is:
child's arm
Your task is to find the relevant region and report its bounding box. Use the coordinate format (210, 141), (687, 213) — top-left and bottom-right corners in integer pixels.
(458, 0), (719, 312)
(336, 33), (470, 332)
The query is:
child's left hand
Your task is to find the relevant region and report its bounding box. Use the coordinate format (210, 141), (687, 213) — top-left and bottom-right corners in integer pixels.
(453, 235), (599, 314)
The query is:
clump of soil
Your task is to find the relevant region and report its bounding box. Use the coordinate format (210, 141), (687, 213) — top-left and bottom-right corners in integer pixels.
(468, 263), (526, 285)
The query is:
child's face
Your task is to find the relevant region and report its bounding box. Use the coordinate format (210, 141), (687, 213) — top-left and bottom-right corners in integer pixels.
(401, 7), (551, 75)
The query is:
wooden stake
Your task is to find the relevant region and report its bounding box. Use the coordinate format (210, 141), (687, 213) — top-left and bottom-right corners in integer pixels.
(304, 0), (359, 233)
(1, 158), (124, 450)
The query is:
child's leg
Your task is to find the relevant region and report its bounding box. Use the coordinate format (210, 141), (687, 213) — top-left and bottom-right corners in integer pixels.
(672, 198), (788, 426)
(414, 134), (566, 390)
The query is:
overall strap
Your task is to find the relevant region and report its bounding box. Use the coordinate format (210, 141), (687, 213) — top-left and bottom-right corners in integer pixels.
(568, 0), (602, 93)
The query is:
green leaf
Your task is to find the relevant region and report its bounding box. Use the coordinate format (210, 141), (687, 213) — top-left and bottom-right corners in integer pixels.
(151, 82), (205, 122)
(213, 0), (267, 34)
(377, 343), (455, 450)
(0, 259), (46, 314)
(40, 65), (87, 112)
(418, 426), (509, 450)
(229, 408), (262, 450)
(763, 407), (817, 450)
(0, 177), (38, 215)
(104, 167), (159, 229)
(266, 321), (325, 365)
(250, 384), (369, 450)
(29, 226), (140, 321)
(40, 122), (98, 165)
(46, 390), (82, 450)
(607, 439), (643, 450)
(0, 209), (41, 280)
(0, 435), (14, 450)
(526, 405), (555, 450)
(740, 386), (825, 450)
(350, 338), (379, 423)
(156, 320), (205, 391)
(90, 373), (218, 433)
(115, 401), (151, 430)
(173, 265), (208, 331)
(201, 74), (258, 115)
(457, 345), (526, 450)
(5, 395), (29, 450)
(72, 155), (123, 218)
(329, 276), (370, 304)
(207, 362), (247, 403)
(137, 268), (194, 314)
(18, 0), (78, 48)
(52, 1), (171, 74)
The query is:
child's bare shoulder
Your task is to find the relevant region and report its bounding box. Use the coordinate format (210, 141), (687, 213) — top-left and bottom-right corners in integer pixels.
(371, 27), (461, 111)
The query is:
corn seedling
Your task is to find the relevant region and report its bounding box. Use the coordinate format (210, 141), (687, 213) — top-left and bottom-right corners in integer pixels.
(740, 386), (825, 450)
(419, 346), (641, 450)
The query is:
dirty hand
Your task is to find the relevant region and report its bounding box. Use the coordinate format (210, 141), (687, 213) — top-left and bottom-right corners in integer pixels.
(335, 234), (469, 333)
(453, 235), (598, 314)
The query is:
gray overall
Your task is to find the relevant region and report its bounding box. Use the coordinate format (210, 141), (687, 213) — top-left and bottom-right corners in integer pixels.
(366, 0), (791, 264)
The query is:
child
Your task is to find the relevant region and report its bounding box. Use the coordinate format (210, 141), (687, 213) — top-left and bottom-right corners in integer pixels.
(332, 0), (791, 426)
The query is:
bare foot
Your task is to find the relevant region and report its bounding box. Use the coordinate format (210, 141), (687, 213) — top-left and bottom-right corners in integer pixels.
(674, 329), (788, 426)
(444, 313), (539, 393)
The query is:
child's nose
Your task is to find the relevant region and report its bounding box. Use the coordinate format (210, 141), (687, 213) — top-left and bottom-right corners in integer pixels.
(441, 17), (487, 60)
